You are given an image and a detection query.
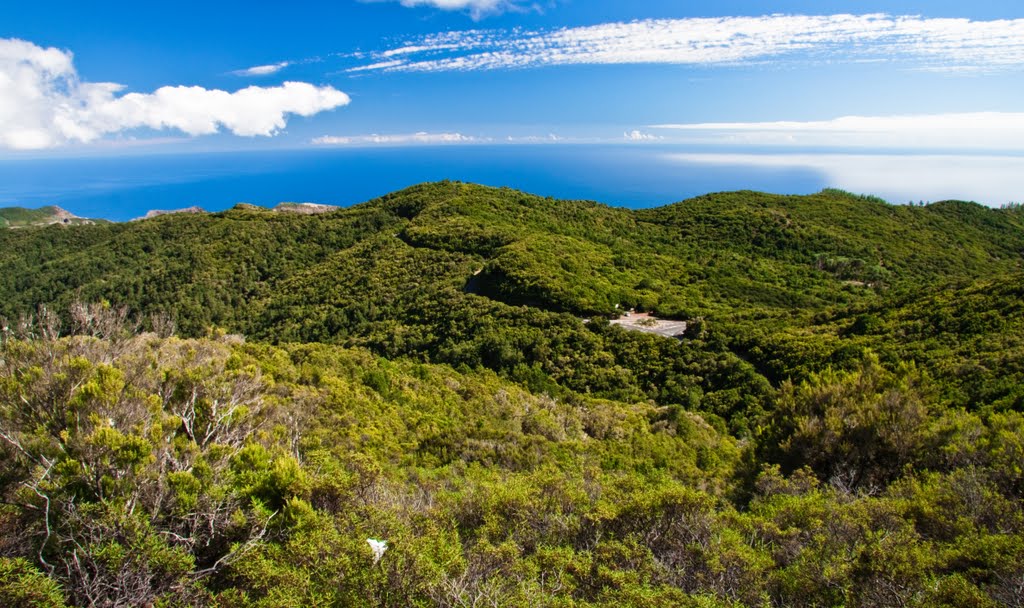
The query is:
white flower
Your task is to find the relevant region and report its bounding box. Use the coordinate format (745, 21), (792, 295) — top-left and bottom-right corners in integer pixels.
(367, 538), (388, 564)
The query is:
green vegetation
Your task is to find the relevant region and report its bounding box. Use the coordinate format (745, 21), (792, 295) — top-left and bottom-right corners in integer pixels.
(0, 206), (99, 228)
(1, 182), (1023, 606)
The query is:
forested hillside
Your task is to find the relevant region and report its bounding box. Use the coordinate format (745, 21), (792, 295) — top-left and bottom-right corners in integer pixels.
(1, 182), (1023, 606)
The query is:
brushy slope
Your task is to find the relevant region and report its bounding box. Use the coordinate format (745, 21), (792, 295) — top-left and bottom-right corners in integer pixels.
(1, 333), (1022, 607)
(1, 183), (1024, 605)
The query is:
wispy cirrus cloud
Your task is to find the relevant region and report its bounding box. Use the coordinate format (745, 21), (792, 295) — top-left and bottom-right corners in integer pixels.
(651, 112), (1024, 150)
(232, 61), (291, 77)
(0, 38), (350, 150)
(312, 131), (485, 146)
(349, 14), (1024, 73)
(375, 0), (538, 19)
(347, 59), (408, 73)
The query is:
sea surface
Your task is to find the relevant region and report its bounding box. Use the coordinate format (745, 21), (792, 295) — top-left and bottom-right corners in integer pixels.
(0, 145), (829, 221)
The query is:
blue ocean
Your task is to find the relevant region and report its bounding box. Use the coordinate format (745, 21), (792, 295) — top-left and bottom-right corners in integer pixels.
(0, 145), (828, 221)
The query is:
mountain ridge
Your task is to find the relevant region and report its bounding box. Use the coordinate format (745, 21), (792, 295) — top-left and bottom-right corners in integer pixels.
(3, 182), (1021, 327)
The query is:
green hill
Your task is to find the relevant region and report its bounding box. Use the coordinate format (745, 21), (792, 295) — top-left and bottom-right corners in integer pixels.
(3, 182), (1022, 325)
(1, 183), (1023, 606)
(1, 182), (1021, 419)
(0, 205), (100, 228)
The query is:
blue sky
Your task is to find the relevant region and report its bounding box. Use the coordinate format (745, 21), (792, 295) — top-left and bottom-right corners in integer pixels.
(2, 0), (1023, 204)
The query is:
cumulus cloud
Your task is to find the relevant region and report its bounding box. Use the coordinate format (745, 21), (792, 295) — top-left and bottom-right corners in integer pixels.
(351, 14), (1024, 72)
(232, 61), (291, 77)
(312, 131), (484, 146)
(651, 112), (1024, 150)
(383, 0), (532, 19)
(0, 38), (350, 150)
(625, 130), (660, 142)
(666, 152), (1024, 206)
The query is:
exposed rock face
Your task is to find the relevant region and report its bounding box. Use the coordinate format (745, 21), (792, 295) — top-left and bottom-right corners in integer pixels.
(136, 206), (206, 220)
(273, 202), (339, 215)
(50, 206), (77, 222)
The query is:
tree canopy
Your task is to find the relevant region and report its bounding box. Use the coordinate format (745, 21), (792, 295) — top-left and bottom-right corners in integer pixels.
(1, 182), (1023, 606)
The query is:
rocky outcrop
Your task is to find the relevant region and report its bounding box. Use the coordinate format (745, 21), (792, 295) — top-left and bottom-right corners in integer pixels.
(135, 206), (206, 221)
(273, 202), (339, 215)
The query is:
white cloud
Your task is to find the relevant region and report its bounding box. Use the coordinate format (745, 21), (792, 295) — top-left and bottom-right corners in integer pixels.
(386, 0), (530, 19)
(651, 112), (1024, 150)
(0, 38), (350, 150)
(666, 152), (1024, 206)
(353, 14), (1024, 72)
(625, 130), (660, 142)
(506, 133), (563, 143)
(232, 61), (291, 77)
(312, 131), (484, 146)
(347, 59), (408, 73)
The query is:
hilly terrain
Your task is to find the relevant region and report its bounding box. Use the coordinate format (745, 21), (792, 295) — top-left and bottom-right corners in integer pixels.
(0, 205), (100, 228)
(1, 182), (1023, 607)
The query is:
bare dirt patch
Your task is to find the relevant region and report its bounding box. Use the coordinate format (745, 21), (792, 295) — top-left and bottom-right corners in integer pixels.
(609, 312), (688, 338)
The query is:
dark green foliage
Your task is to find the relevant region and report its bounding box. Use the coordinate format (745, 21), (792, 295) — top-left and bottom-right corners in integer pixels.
(0, 558), (67, 607)
(2, 183), (1023, 417)
(2, 182), (1024, 606)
